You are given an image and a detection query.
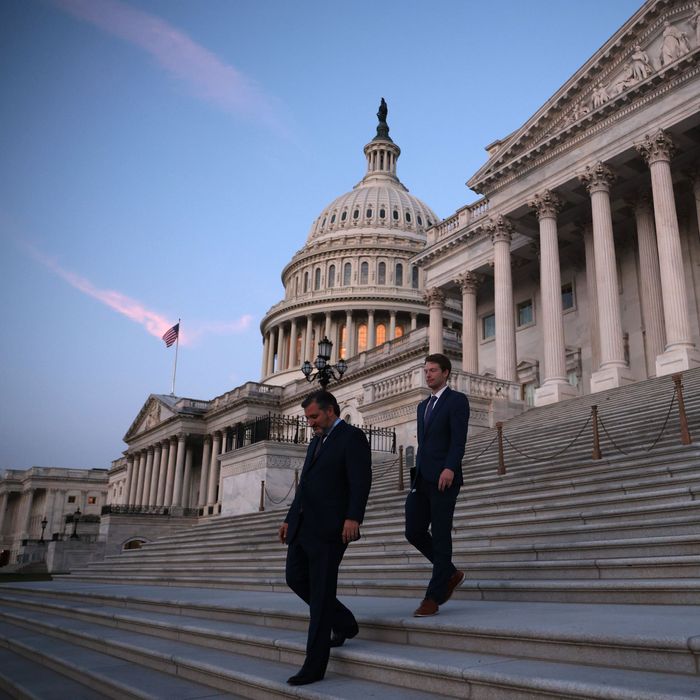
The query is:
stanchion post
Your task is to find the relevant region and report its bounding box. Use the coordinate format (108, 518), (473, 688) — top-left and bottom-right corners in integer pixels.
(591, 405), (602, 460)
(259, 480), (265, 512)
(672, 374), (692, 445)
(496, 422), (506, 475)
(294, 469), (299, 491)
(398, 445), (404, 492)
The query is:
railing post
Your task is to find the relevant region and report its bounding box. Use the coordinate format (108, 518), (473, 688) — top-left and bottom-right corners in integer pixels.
(398, 445), (404, 492)
(294, 469), (299, 491)
(496, 422), (506, 475)
(672, 374), (692, 445)
(591, 405), (602, 460)
(259, 480), (265, 512)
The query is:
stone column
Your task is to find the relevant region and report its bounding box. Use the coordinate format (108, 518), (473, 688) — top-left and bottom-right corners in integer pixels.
(389, 311), (397, 340)
(134, 451), (147, 506)
(410, 313), (418, 331)
(198, 436), (211, 508)
(261, 333), (270, 378)
(424, 287), (445, 354)
(529, 190), (578, 404)
(289, 318), (298, 368)
(346, 310), (355, 357)
(456, 271), (482, 374)
(633, 195), (666, 376)
(304, 315), (314, 361)
(266, 330), (276, 375)
(207, 431), (222, 510)
(276, 325), (285, 372)
(155, 441), (169, 506)
(636, 130), (700, 374)
(581, 224), (602, 374)
(692, 169), (700, 240)
(148, 444), (161, 506)
(141, 447), (154, 506)
(182, 445), (194, 508)
(579, 162), (634, 391)
(163, 436), (177, 507)
(171, 434), (187, 507)
(367, 310), (376, 349)
(324, 312), (331, 341)
(125, 455), (136, 505)
(488, 215), (518, 382)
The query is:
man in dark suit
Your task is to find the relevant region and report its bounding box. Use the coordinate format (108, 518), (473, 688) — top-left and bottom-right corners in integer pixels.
(278, 390), (372, 686)
(405, 353), (469, 617)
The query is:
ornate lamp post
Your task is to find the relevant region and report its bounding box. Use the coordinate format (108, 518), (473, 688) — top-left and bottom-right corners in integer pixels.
(39, 516), (48, 544)
(301, 336), (347, 390)
(70, 508), (81, 540)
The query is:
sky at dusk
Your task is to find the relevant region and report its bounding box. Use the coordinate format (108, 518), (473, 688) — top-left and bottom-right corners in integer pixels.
(0, 0), (643, 470)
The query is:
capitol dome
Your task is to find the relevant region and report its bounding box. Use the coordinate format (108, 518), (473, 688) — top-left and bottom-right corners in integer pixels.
(259, 100), (458, 386)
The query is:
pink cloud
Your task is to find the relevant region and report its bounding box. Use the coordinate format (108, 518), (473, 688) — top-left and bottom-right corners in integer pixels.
(24, 243), (252, 344)
(50, 0), (285, 132)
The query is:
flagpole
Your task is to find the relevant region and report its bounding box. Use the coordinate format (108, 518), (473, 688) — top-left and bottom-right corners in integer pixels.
(171, 318), (180, 395)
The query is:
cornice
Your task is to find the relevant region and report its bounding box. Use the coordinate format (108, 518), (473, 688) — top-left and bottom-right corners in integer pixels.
(412, 225), (489, 267)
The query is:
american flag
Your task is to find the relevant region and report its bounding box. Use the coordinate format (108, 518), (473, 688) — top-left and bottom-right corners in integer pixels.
(162, 323), (179, 348)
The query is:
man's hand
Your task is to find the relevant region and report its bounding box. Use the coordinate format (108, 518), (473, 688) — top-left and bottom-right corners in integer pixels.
(438, 468), (454, 492)
(278, 522), (288, 544)
(342, 519), (360, 544)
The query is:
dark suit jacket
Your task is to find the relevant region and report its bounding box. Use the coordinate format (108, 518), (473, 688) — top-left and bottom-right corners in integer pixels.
(415, 386), (469, 486)
(285, 421), (372, 544)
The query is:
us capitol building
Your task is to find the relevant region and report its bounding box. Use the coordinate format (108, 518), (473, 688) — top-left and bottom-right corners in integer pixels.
(4, 0), (700, 562)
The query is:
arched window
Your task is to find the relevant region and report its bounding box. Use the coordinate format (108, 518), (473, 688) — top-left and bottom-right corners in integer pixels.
(417, 215), (423, 226)
(360, 261), (369, 285)
(357, 324), (367, 352)
(303, 271), (309, 293)
(411, 266), (419, 289)
(379, 208), (386, 219)
(377, 262), (386, 285)
(376, 324), (386, 345)
(392, 210), (399, 220)
(406, 212), (412, 222)
(328, 265), (336, 288)
(353, 209), (359, 220)
(341, 211), (347, 221)
(395, 326), (404, 339)
(295, 276), (299, 296)
(296, 334), (303, 362)
(339, 324), (347, 358)
(314, 267), (321, 290)
(366, 208), (373, 218)
(395, 263), (403, 286)
(331, 213), (336, 223)
(343, 262), (352, 286)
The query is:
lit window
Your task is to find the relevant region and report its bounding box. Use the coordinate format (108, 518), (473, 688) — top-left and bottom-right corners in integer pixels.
(517, 300), (534, 327)
(483, 314), (495, 340)
(328, 265), (336, 288)
(395, 263), (403, 286)
(395, 326), (404, 339)
(357, 324), (368, 352)
(296, 334), (302, 361)
(343, 263), (352, 286)
(562, 282), (575, 310)
(376, 324), (386, 345)
(378, 262), (386, 285)
(87, 496), (97, 505)
(339, 324), (346, 358)
(360, 261), (369, 285)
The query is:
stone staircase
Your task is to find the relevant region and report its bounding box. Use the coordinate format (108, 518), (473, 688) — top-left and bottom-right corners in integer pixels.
(0, 369), (699, 698)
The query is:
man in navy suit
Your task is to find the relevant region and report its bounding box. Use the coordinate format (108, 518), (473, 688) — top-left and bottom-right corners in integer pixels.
(279, 390), (372, 686)
(405, 353), (469, 617)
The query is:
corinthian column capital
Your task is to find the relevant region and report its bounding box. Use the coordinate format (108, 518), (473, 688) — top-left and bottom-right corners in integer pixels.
(455, 271), (484, 294)
(636, 129), (676, 165)
(487, 214), (514, 244)
(579, 161), (616, 194)
(528, 189), (562, 220)
(423, 287), (446, 308)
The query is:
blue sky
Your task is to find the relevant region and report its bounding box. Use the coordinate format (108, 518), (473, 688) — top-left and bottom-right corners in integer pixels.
(0, 0), (642, 469)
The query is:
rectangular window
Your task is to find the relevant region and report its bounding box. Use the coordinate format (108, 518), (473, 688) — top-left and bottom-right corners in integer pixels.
(87, 496), (97, 505)
(67, 495), (76, 503)
(517, 299), (534, 327)
(562, 282), (575, 310)
(482, 313), (495, 340)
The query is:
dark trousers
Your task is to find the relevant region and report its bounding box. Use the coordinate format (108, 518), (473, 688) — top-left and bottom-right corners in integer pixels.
(285, 523), (356, 677)
(405, 474), (460, 604)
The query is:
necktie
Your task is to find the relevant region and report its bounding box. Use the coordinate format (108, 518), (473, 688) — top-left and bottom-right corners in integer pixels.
(424, 395), (437, 425)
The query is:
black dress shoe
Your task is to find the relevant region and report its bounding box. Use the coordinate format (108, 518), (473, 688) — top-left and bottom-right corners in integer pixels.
(330, 624), (359, 648)
(287, 671), (324, 686)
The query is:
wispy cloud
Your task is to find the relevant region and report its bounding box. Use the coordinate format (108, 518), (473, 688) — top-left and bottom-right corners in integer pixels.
(23, 242), (253, 344)
(50, 0), (286, 134)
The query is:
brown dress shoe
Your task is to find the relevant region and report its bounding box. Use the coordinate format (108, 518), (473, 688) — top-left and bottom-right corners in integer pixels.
(413, 598), (439, 617)
(444, 569), (465, 602)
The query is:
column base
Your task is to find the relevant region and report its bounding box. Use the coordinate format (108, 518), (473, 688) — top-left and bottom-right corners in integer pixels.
(534, 381), (579, 407)
(590, 365), (635, 393)
(655, 346), (700, 377)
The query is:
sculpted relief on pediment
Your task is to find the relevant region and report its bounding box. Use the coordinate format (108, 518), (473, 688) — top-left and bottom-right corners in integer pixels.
(128, 398), (175, 438)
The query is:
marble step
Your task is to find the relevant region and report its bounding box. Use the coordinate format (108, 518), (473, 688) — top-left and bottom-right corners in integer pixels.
(1, 586), (699, 699)
(1, 583), (699, 699)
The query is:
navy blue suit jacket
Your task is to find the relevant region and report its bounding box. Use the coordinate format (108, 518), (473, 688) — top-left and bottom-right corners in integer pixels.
(285, 421), (372, 544)
(415, 386), (469, 486)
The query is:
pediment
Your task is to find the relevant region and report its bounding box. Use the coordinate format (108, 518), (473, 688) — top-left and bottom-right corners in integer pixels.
(469, 0), (700, 193)
(124, 395), (175, 441)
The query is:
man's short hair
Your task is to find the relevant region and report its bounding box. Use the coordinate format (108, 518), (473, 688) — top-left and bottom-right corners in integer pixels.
(302, 389), (340, 416)
(425, 353), (452, 377)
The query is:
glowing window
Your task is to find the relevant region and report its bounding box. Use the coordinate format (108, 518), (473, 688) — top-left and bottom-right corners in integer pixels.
(376, 324), (386, 345)
(357, 324), (367, 352)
